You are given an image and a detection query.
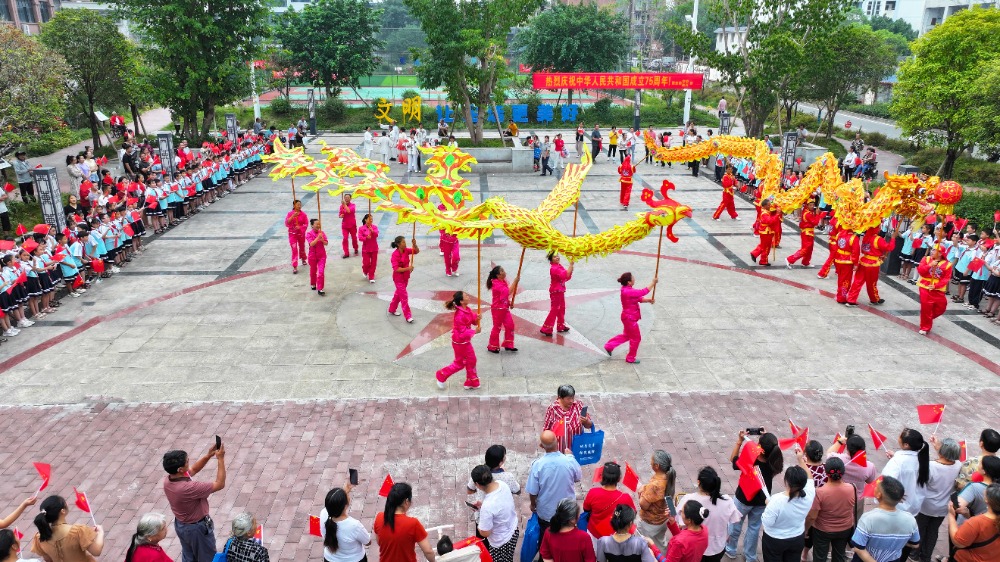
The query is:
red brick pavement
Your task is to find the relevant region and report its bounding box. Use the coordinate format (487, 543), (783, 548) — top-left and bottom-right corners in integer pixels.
(1, 390), (994, 560)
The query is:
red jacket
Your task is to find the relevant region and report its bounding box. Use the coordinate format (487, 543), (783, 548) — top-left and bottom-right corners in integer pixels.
(722, 173), (735, 194)
(917, 256), (952, 292)
(859, 231), (896, 267)
(833, 230), (861, 265)
(799, 209), (820, 236)
(757, 210), (781, 236)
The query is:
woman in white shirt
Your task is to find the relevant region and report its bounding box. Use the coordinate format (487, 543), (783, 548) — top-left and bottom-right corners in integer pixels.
(915, 438), (962, 562)
(471, 465), (518, 562)
(320, 485), (371, 562)
(677, 466), (740, 562)
(761, 448), (815, 562)
(882, 428), (931, 517)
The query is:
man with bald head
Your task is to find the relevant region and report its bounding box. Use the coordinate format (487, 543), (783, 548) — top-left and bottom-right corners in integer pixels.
(525, 430), (582, 538)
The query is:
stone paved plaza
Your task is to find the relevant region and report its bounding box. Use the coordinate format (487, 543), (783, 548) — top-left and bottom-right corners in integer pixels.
(0, 132), (997, 561)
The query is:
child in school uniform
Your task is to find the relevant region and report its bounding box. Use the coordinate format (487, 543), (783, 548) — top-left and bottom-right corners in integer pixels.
(969, 240), (990, 311)
(952, 234), (978, 304)
(1, 253), (32, 331)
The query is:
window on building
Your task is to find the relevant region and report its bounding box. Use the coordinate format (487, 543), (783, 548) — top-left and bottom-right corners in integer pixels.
(885, 1), (896, 10)
(0, 0), (13, 21)
(16, 0), (36, 22)
(40, 0), (50, 21)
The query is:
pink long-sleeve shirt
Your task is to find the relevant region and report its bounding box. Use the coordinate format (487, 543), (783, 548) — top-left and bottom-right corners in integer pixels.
(451, 305), (477, 344)
(549, 263), (571, 293)
(305, 228), (327, 259)
(285, 210), (308, 236)
(391, 247), (413, 283)
(491, 279), (511, 310)
(620, 286), (650, 319)
(359, 224), (379, 253)
(339, 202), (357, 229)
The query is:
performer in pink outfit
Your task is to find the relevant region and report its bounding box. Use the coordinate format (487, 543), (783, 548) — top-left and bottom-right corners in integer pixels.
(339, 194), (359, 258)
(540, 251), (574, 336)
(604, 272), (657, 364)
(485, 265), (520, 353)
(440, 230), (460, 276)
(305, 218), (328, 296)
(435, 291), (481, 390)
(285, 200), (308, 273)
(358, 213), (379, 283)
(389, 235), (419, 322)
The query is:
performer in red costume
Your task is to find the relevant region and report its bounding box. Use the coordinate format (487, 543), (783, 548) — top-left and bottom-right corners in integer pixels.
(712, 165), (739, 220)
(750, 197), (780, 266)
(832, 228), (861, 304)
(916, 244), (952, 335)
(772, 208), (783, 248)
(753, 183), (763, 221)
(618, 154), (637, 210)
(785, 201), (821, 268)
(817, 221), (840, 279)
(846, 225), (899, 306)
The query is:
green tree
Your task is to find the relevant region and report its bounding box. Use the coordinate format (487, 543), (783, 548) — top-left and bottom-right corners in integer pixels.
(675, 0), (852, 138)
(967, 58), (1000, 162)
(867, 14), (917, 41)
(0, 26), (68, 157)
(873, 28), (911, 57)
(656, 0), (725, 59)
(805, 24), (897, 138)
(512, 4), (629, 105)
(405, 0), (543, 144)
(40, 9), (131, 150)
(114, 0), (269, 138)
(891, 7), (1000, 178)
(276, 0), (384, 96)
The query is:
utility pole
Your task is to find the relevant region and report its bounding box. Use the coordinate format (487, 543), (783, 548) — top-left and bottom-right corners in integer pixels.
(682, 0), (699, 126)
(629, 0), (640, 130)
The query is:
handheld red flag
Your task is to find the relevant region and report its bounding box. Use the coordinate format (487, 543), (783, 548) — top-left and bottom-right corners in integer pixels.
(3, 182), (14, 193)
(592, 464), (604, 484)
(959, 440), (968, 463)
(32, 224), (50, 235)
(969, 258), (986, 274)
(622, 463), (640, 492)
(123, 224), (135, 237)
(788, 419), (802, 436)
(378, 474), (394, 497)
(736, 440), (764, 501)
(12, 527), (22, 541)
(994, 210), (1000, 223)
(15, 224), (27, 237)
(0, 240), (14, 252)
(90, 258), (105, 274)
(33, 462), (51, 493)
(868, 424), (888, 451)
(253, 524), (263, 544)
(72, 276), (84, 290)
(308, 515), (322, 537)
(916, 404), (945, 425)
(779, 428), (809, 451)
(74, 487), (91, 513)
(862, 476), (883, 498)
(850, 450), (868, 466)
(832, 433), (847, 454)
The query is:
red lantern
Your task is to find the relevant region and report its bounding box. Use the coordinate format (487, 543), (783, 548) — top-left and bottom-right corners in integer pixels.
(933, 180), (963, 215)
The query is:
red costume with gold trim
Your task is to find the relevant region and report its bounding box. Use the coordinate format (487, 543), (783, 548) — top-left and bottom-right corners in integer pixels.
(751, 207), (780, 266)
(917, 254), (952, 333)
(618, 156), (637, 208)
(832, 229), (860, 303)
(713, 171), (738, 220)
(786, 207), (820, 267)
(817, 223), (840, 279)
(847, 228), (896, 305)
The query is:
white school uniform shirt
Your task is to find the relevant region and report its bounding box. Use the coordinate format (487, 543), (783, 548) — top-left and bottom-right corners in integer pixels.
(881, 450), (925, 516)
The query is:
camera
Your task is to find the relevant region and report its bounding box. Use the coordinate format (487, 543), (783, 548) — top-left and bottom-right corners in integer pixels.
(845, 425), (856, 438)
(746, 427), (765, 436)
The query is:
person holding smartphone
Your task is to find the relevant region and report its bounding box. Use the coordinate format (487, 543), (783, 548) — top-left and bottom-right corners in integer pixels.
(161, 441), (226, 562)
(321, 483), (370, 562)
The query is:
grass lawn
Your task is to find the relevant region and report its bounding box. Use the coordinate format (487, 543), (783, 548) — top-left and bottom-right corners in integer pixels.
(358, 75), (422, 88)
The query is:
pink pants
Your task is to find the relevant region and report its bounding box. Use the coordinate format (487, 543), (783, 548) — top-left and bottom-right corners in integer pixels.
(389, 280), (411, 320)
(342, 225), (358, 256)
(605, 313), (641, 362)
(541, 291), (567, 334)
(288, 233), (306, 266)
(442, 242), (460, 275)
(436, 341), (477, 382)
(488, 308), (515, 351)
(309, 256), (326, 291)
(362, 251), (378, 280)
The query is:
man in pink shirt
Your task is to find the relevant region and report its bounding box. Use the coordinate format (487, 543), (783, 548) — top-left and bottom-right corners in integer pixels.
(162, 444), (227, 562)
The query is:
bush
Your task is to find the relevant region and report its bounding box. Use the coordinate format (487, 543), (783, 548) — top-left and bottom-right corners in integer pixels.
(955, 191), (1000, 233)
(843, 102), (892, 119)
(270, 96), (293, 116)
(321, 98), (347, 123)
(906, 148), (1000, 188)
(24, 127), (91, 157)
(401, 89), (420, 100)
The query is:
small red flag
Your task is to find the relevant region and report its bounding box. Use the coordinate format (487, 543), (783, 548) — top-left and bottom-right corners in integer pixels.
(592, 464), (604, 484)
(862, 476), (883, 498)
(788, 419), (802, 436)
(622, 463), (639, 492)
(34, 462), (51, 491)
(72, 276), (84, 290)
(308, 515), (322, 537)
(868, 424), (888, 451)
(959, 440), (968, 462)
(90, 258), (105, 274)
(253, 524), (263, 544)
(33, 224), (50, 235)
(916, 404), (945, 425)
(123, 224), (135, 237)
(779, 428), (809, 451)
(994, 210), (1000, 223)
(15, 224), (27, 236)
(73, 487), (91, 513)
(850, 450), (868, 466)
(3, 182), (14, 193)
(378, 474), (394, 497)
(926, 213), (937, 225)
(12, 527), (22, 541)
(832, 433), (847, 454)
(736, 441), (764, 501)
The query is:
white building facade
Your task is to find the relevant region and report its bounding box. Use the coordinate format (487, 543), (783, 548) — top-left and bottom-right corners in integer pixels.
(859, 0), (999, 36)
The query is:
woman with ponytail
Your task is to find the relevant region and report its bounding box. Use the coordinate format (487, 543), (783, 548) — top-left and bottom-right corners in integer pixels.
(485, 266), (519, 353)
(805, 458), (856, 562)
(320, 485), (370, 562)
(540, 252), (573, 337)
(594, 505), (657, 562)
(882, 428), (930, 516)
(662, 501), (710, 562)
(540, 499), (594, 562)
(30, 495), (105, 562)
(677, 467), (739, 562)
(389, 236), (419, 322)
(124, 513), (171, 562)
(373, 483), (435, 562)
(435, 291), (481, 390)
(726, 431), (783, 562)
(761, 447), (815, 562)
(603, 272), (656, 364)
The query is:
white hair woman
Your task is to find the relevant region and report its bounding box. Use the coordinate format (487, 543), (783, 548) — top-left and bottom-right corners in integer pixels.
(225, 513), (269, 562)
(125, 513), (172, 562)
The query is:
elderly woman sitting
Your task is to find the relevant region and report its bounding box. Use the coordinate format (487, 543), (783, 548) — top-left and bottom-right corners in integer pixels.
(225, 513), (269, 562)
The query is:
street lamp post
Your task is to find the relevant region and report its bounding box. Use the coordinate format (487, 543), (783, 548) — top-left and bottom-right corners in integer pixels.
(682, 0), (699, 126)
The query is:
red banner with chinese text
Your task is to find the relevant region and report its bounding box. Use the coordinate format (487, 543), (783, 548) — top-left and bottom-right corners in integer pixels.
(532, 72), (704, 90)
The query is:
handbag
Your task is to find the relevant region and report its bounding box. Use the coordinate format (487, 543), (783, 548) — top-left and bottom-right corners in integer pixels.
(520, 513), (541, 562)
(211, 538), (234, 562)
(577, 510), (591, 531)
(572, 425), (605, 466)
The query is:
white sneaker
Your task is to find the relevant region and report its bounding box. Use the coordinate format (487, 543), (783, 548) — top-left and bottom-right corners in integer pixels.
(389, 310), (401, 316)
(4, 329), (17, 336)
(452, 271), (459, 276)
(78, 288), (87, 293)
(17, 320), (33, 328)
(786, 258), (792, 269)
(70, 291), (80, 298)
(446, 273), (452, 277)
(436, 379), (446, 390)
(439, 251), (444, 256)
(111, 266), (121, 273)
(369, 279), (375, 284)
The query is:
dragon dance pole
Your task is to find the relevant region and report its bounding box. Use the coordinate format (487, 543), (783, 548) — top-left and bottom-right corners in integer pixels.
(572, 201), (578, 237)
(477, 231), (482, 327)
(291, 177), (297, 201)
(510, 248), (526, 307)
(411, 221), (417, 266)
(315, 188), (321, 220)
(652, 226), (663, 301)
